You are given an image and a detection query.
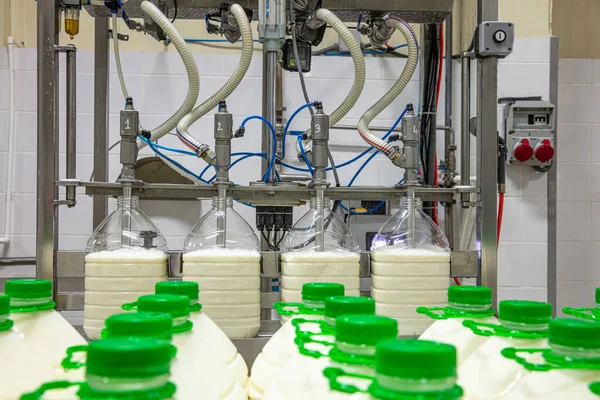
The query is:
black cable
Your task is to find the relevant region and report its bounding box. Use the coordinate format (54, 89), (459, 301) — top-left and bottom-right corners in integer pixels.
(170, 0), (178, 23)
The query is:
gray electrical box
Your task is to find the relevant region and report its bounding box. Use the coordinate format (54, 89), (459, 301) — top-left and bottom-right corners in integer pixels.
(476, 21), (514, 58)
(505, 100), (555, 166)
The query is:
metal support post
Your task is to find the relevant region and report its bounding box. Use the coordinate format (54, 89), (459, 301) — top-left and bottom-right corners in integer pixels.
(36, 0), (59, 283)
(460, 54), (471, 204)
(63, 46), (77, 207)
(476, 0), (499, 305)
(264, 52), (278, 183)
(93, 18), (110, 229)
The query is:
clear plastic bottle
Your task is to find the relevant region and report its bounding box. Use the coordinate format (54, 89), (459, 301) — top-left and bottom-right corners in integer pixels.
(182, 196), (261, 338)
(418, 286), (498, 365)
(84, 196), (168, 340)
(458, 300), (552, 399)
(370, 197), (451, 336)
(280, 197), (361, 302)
(563, 287), (600, 321)
(501, 318), (600, 400)
(155, 281), (249, 390)
(19, 337), (177, 400)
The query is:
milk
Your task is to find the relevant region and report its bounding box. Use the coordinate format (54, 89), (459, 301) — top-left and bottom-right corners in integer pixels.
(84, 248), (168, 340)
(183, 249), (261, 338)
(280, 252), (360, 302)
(370, 248), (450, 336)
(502, 369), (600, 399)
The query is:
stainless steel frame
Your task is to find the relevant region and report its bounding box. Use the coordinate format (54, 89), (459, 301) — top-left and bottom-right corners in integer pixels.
(548, 36), (559, 315)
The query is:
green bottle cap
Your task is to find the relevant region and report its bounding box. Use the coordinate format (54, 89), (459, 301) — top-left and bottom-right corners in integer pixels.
(137, 294), (190, 319)
(5, 279), (52, 299)
(499, 300), (552, 325)
(596, 288), (600, 305)
(302, 283), (345, 302)
(86, 338), (173, 378)
(375, 339), (457, 380)
(155, 281), (199, 301)
(549, 318), (600, 349)
(0, 294), (8, 315)
(335, 315), (398, 346)
(324, 296), (375, 319)
(104, 313), (173, 340)
(448, 286), (492, 306)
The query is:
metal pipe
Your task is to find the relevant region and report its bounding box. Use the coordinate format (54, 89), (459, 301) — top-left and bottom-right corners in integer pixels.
(444, 14), (454, 175)
(264, 52), (278, 183)
(279, 174), (312, 182)
(36, 0), (59, 284)
(64, 46), (77, 207)
(315, 189), (325, 252)
(460, 54), (471, 205)
(93, 18), (110, 229)
(0, 257), (36, 266)
(330, 124), (401, 132)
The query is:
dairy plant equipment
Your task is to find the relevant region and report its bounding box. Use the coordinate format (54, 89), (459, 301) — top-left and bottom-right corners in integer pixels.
(26, 0), (516, 362)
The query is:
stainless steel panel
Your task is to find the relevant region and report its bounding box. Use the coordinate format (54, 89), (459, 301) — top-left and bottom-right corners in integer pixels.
(169, 252), (183, 277)
(55, 292), (85, 311)
(450, 251), (479, 278)
(548, 36), (559, 315)
(57, 251), (84, 277)
(360, 251), (371, 277)
(232, 337), (271, 366)
(261, 251), (280, 277)
(260, 292), (281, 308)
(64, 46), (77, 205)
(37, 0), (59, 285)
(57, 277), (84, 292)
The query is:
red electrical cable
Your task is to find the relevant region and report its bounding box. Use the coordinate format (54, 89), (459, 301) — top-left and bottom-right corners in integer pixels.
(453, 277), (461, 286)
(497, 193), (505, 246)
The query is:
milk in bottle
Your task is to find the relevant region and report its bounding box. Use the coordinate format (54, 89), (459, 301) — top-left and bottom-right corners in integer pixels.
(249, 283), (346, 400)
(500, 318), (600, 400)
(458, 300), (552, 399)
(83, 196), (168, 340)
(263, 315), (398, 399)
(279, 197), (361, 302)
(155, 281), (248, 389)
(0, 292), (30, 400)
(19, 338), (177, 400)
(183, 197), (261, 338)
(418, 286), (497, 365)
(370, 197), (451, 336)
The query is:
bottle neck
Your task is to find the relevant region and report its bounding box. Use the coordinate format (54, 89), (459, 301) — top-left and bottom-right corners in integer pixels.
(303, 299), (325, 310)
(550, 344), (600, 360)
(499, 319), (549, 332)
(117, 196), (140, 209)
(399, 197), (423, 210)
(310, 196), (331, 210)
(449, 302), (493, 313)
(335, 340), (377, 357)
(9, 296), (55, 312)
(212, 196), (233, 209)
(375, 374), (457, 395)
(87, 373), (170, 394)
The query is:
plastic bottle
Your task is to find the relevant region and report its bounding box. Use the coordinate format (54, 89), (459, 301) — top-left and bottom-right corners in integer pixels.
(458, 300), (552, 399)
(263, 315), (398, 399)
(370, 197), (451, 336)
(0, 293), (30, 400)
(182, 196), (261, 338)
(418, 286), (497, 365)
(98, 312), (247, 399)
(19, 337), (177, 400)
(500, 318), (600, 399)
(563, 287), (600, 321)
(0, 280), (86, 400)
(84, 196), (168, 340)
(249, 283), (347, 400)
(155, 281), (248, 389)
(279, 197), (361, 302)
(323, 339), (464, 400)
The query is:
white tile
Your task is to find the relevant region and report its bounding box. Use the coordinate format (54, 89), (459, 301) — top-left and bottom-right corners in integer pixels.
(502, 38), (550, 63)
(593, 204), (600, 242)
(109, 74), (144, 114)
(498, 63), (550, 99)
(11, 153), (36, 194)
(592, 246), (600, 281)
(0, 47), (8, 70)
(521, 243), (547, 287)
(592, 85), (600, 123)
(521, 167), (548, 198)
(0, 71), (8, 110)
(497, 287), (523, 303)
(14, 71), (36, 112)
(499, 197), (522, 242)
(14, 112), (37, 153)
(304, 57), (343, 79)
(142, 52), (185, 75)
(109, 51), (143, 75)
(593, 124), (600, 163)
(557, 280), (594, 311)
(0, 111), (8, 152)
(558, 123), (592, 163)
(378, 80), (420, 120)
(559, 59), (592, 85)
(195, 54), (223, 77)
(558, 163), (591, 201)
(0, 235), (36, 258)
(227, 77), (262, 116)
(557, 201), (592, 241)
(380, 58), (419, 81)
(140, 200), (202, 237)
(10, 194), (35, 235)
(592, 164), (600, 201)
(592, 60), (600, 84)
(521, 288), (548, 303)
(558, 84), (591, 124)
(59, 196), (93, 235)
(504, 166), (522, 197)
(13, 48), (36, 71)
(343, 57), (383, 81)
(498, 242), (522, 287)
(521, 198), (548, 243)
(139, 75), (189, 116)
(222, 54), (261, 78)
(558, 241), (593, 280)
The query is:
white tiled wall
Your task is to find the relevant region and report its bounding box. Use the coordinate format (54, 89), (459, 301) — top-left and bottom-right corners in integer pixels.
(0, 38), (553, 304)
(556, 58), (600, 314)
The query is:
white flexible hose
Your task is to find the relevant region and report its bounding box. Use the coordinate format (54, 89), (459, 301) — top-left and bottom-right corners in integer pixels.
(176, 4), (253, 150)
(357, 16), (418, 156)
(137, 1), (200, 149)
(111, 13), (129, 100)
(0, 38), (16, 244)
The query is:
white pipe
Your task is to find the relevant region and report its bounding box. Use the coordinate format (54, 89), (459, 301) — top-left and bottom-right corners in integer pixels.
(357, 16), (418, 156)
(137, 0), (200, 149)
(111, 13), (129, 100)
(295, 8), (366, 156)
(0, 38), (16, 244)
(175, 3), (253, 152)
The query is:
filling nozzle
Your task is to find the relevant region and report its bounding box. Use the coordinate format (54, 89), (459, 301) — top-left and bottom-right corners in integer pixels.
(121, 185), (133, 247)
(395, 104), (420, 185)
(314, 188), (326, 252)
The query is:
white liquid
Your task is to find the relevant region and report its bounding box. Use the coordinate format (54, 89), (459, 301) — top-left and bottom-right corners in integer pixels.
(0, 310), (87, 400)
(280, 252), (360, 303)
(458, 335), (548, 399)
(419, 316), (498, 365)
(370, 249), (450, 336)
(183, 249), (261, 338)
(189, 309), (249, 389)
(84, 248), (168, 340)
(501, 369), (600, 400)
(249, 315), (326, 400)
